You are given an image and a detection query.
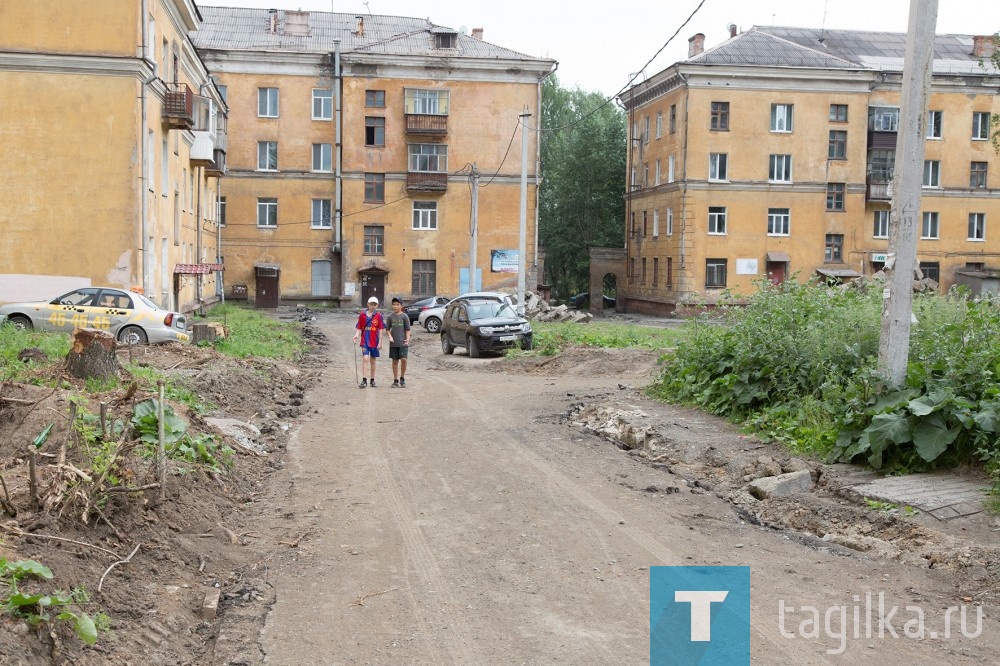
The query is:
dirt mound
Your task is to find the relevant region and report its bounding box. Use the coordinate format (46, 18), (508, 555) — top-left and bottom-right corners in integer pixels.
(490, 346), (664, 380)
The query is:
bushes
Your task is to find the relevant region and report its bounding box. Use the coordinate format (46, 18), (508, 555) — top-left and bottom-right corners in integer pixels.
(652, 279), (1000, 487)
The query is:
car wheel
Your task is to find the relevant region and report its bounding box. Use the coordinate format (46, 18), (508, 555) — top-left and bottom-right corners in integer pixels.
(521, 338), (533, 351)
(441, 334), (454, 355)
(467, 336), (481, 358)
(425, 317), (441, 333)
(118, 326), (148, 345)
(7, 315), (32, 331)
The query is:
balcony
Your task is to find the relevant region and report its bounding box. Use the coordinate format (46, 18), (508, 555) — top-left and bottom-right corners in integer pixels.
(866, 177), (893, 201)
(190, 131), (214, 165)
(405, 113), (448, 135)
(205, 149), (226, 178)
(163, 82), (194, 130)
(406, 171), (448, 191)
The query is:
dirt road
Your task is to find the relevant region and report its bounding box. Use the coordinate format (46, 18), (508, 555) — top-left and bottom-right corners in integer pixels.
(244, 313), (996, 664)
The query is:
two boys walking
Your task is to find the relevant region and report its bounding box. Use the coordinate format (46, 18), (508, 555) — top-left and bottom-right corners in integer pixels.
(353, 296), (410, 388)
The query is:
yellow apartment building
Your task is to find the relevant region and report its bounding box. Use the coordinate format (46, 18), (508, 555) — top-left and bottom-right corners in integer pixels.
(617, 27), (1000, 315)
(192, 8), (555, 307)
(0, 0), (228, 312)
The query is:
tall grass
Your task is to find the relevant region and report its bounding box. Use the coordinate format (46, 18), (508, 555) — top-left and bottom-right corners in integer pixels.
(200, 304), (307, 359)
(530, 321), (685, 356)
(0, 325), (70, 382)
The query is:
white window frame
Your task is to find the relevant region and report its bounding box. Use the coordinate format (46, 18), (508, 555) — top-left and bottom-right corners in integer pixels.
(771, 104), (793, 132)
(767, 208), (790, 236)
(667, 208), (674, 236)
(926, 110), (942, 139)
(412, 201), (438, 230)
(921, 211), (940, 240)
(973, 112), (991, 140)
(405, 89), (450, 115)
(311, 199), (332, 229)
(708, 206), (727, 235)
(257, 197), (278, 228)
(312, 143), (333, 172)
(705, 259), (727, 288)
(655, 159), (661, 186)
(668, 155), (675, 183)
(655, 112), (663, 139)
(873, 210), (889, 239)
(257, 141), (277, 171)
(922, 160), (941, 188)
(653, 209), (660, 238)
(312, 89), (332, 120)
(258, 87), (279, 118)
(408, 144), (448, 173)
(709, 153), (728, 181)
(769, 154), (792, 183)
(968, 213), (986, 241)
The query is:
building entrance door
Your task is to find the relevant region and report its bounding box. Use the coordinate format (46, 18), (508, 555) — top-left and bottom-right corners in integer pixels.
(360, 270), (385, 306)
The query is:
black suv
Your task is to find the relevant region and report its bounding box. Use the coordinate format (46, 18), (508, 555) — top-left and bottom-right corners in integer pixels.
(440, 298), (533, 357)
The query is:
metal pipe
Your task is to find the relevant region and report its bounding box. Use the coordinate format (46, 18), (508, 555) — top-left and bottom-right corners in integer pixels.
(333, 40), (343, 296)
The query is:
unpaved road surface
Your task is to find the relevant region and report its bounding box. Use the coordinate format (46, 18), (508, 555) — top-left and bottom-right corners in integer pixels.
(234, 312), (998, 665)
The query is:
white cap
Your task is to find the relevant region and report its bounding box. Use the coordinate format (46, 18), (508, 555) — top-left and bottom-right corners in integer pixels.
(367, 296), (379, 305)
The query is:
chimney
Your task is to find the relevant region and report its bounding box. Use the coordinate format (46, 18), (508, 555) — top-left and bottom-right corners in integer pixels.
(688, 33), (705, 57)
(729, 23), (738, 38)
(355, 15), (365, 36)
(472, 27), (483, 40)
(973, 35), (997, 59)
(284, 10), (310, 36)
(268, 8), (277, 35)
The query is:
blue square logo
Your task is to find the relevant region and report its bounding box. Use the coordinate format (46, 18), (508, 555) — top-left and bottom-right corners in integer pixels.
(650, 566), (750, 665)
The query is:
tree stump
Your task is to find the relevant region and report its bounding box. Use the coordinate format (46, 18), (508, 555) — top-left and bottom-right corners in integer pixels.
(66, 328), (121, 380)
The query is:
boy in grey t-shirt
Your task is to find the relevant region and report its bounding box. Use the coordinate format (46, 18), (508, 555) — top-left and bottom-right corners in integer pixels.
(386, 297), (411, 387)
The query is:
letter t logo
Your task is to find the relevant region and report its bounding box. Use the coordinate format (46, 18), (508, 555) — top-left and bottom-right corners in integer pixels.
(674, 590), (729, 641)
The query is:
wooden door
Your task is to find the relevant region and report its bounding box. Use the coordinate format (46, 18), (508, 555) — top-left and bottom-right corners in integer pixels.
(766, 261), (786, 285)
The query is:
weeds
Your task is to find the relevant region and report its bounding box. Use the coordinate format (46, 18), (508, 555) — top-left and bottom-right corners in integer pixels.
(530, 321), (684, 356)
(0, 325), (70, 383)
(202, 304), (307, 359)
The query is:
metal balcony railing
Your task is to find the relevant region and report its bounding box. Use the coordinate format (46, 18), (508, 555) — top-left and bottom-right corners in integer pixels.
(163, 82), (194, 130)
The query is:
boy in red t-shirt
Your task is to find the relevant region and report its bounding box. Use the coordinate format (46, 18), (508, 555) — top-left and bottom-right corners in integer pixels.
(353, 296), (385, 388)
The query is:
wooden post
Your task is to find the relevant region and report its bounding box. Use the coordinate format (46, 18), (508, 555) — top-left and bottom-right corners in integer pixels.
(28, 447), (38, 509)
(99, 402), (108, 441)
(157, 380), (166, 501)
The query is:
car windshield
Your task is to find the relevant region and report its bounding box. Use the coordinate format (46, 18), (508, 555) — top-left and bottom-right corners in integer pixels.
(136, 293), (163, 310)
(467, 301), (517, 320)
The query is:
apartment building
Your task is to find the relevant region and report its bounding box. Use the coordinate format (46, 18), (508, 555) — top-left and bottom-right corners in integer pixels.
(617, 27), (1000, 315)
(0, 0), (227, 312)
(191, 8), (555, 307)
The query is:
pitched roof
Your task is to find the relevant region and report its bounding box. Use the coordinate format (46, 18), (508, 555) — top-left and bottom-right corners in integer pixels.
(191, 5), (545, 63)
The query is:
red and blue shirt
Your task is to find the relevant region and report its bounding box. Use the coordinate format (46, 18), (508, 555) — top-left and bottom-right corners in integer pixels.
(356, 310), (385, 347)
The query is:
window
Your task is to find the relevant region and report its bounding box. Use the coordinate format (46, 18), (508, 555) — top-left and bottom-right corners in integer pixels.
(923, 160), (940, 187)
(927, 110), (942, 138)
(364, 173), (385, 203)
(771, 104), (793, 132)
(434, 32), (456, 49)
(412, 201), (437, 230)
(653, 257), (659, 286)
(655, 159), (661, 186)
(630, 168), (638, 190)
(643, 163), (649, 187)
(919, 262), (940, 282)
(365, 117), (385, 146)
(966, 262), (985, 271)
(311, 199), (332, 228)
(218, 196), (226, 226)
(973, 112), (991, 140)
(642, 211), (648, 237)
(769, 154), (792, 182)
(667, 258), (673, 287)
(629, 258), (637, 284)
(706, 259), (727, 287)
(629, 212), (636, 239)
(408, 144), (448, 172)
(312, 143), (333, 172)
(667, 208), (674, 236)
(829, 104), (848, 122)
(971, 162), (988, 188)
(708, 206), (727, 234)
(161, 137), (168, 193)
(365, 90), (386, 108)
(668, 155), (675, 183)
(643, 116), (650, 144)
(217, 85), (227, 103)
(870, 107), (899, 131)
(873, 210), (889, 239)
(828, 131), (847, 159)
(258, 87), (278, 117)
(710, 102), (729, 130)
(869, 150), (895, 182)
(826, 183), (845, 211)
(921, 211), (939, 239)
(969, 213), (986, 240)
(404, 89), (450, 115)
(257, 197), (277, 227)
(363, 225), (384, 254)
(825, 234), (843, 262)
(767, 208), (790, 236)
(312, 89), (332, 120)
(670, 104), (677, 133)
(641, 258), (647, 284)
(412, 260), (437, 295)
(257, 141), (277, 170)
(656, 112), (662, 139)
(653, 209), (660, 237)
(709, 153), (728, 181)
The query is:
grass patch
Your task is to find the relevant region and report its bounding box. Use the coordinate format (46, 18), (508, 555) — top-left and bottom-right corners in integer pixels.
(530, 321), (685, 356)
(200, 304), (307, 359)
(0, 325), (70, 383)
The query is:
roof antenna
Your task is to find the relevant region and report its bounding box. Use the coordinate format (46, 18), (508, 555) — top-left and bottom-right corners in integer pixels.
(819, 0), (829, 43)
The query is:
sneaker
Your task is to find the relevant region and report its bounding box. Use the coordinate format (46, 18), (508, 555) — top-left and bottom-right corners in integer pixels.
(400, 376), (406, 387)
(358, 378), (368, 388)
(370, 379), (377, 388)
(391, 380), (400, 388)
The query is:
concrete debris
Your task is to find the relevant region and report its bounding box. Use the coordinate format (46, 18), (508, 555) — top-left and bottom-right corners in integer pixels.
(521, 290), (593, 323)
(748, 469), (814, 499)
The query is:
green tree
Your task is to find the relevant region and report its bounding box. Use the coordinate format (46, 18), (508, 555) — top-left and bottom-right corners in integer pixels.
(539, 76), (626, 302)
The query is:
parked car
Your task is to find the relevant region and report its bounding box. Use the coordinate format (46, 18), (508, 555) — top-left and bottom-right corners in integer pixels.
(419, 291), (516, 333)
(402, 295), (450, 324)
(567, 292), (616, 309)
(0, 287), (189, 344)
(440, 297), (532, 358)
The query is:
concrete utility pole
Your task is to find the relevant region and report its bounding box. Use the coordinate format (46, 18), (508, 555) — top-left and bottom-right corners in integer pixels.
(518, 107), (530, 315)
(878, 0), (939, 387)
(469, 163), (480, 292)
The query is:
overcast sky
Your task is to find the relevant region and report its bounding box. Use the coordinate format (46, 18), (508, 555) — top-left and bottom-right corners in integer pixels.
(203, 0), (1000, 96)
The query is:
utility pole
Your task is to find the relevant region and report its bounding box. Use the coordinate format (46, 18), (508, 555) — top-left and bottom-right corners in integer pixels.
(518, 107), (530, 315)
(878, 0), (938, 386)
(469, 163), (480, 292)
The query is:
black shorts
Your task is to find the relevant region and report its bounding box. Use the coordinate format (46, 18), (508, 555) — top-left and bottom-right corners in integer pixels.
(389, 346), (408, 360)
